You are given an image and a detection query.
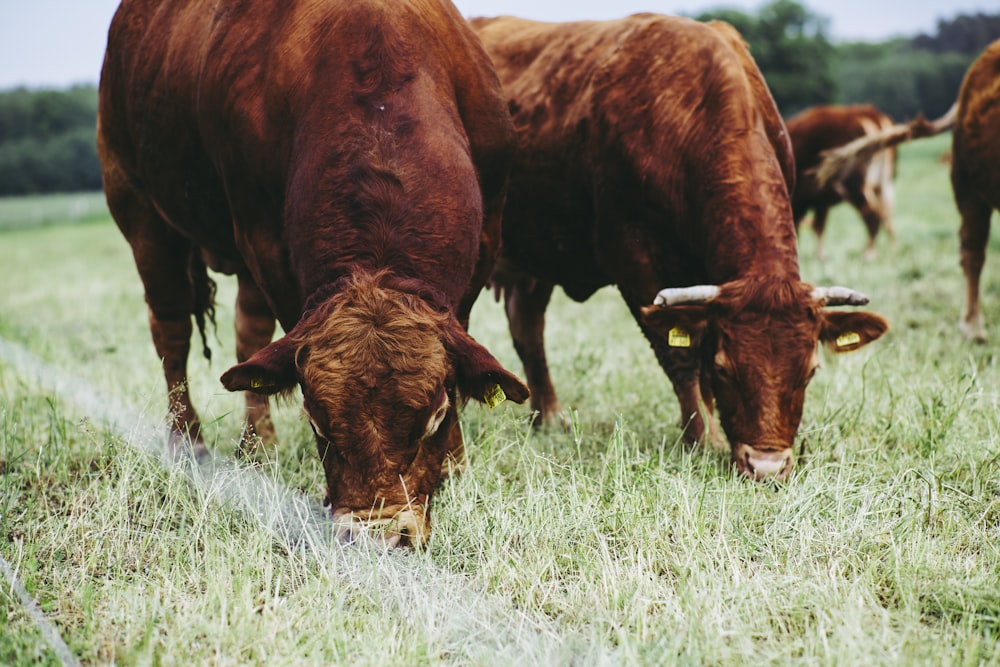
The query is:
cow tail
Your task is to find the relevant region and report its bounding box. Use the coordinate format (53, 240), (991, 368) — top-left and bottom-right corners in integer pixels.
(188, 250), (217, 362)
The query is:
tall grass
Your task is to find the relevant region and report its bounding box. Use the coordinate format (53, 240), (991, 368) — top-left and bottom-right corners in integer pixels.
(2, 133), (999, 665)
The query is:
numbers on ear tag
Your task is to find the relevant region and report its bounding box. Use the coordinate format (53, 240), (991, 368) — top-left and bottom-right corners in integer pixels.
(668, 327), (692, 348)
(484, 383), (506, 409)
(836, 332), (861, 348)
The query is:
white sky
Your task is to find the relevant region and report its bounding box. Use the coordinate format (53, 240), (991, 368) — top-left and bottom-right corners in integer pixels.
(1, 0), (996, 89)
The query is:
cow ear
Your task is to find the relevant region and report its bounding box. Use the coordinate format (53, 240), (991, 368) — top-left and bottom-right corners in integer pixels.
(820, 311), (889, 353)
(639, 304), (711, 349)
(446, 323), (529, 407)
(220, 335), (300, 395)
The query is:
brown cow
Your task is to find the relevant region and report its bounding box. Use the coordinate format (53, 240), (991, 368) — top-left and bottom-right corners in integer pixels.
(812, 39), (1000, 342)
(98, 0), (528, 548)
(472, 15), (888, 481)
(787, 104), (897, 260)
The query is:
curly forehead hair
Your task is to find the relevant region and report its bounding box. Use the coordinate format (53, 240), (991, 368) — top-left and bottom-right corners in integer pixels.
(294, 272), (450, 412)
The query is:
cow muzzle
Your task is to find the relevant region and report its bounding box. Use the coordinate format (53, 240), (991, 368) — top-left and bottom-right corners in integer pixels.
(733, 444), (794, 481)
(329, 505), (430, 549)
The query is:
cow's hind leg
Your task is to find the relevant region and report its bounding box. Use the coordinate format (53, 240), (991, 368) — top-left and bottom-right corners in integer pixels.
(503, 276), (562, 426)
(955, 175), (993, 343)
(844, 186), (882, 261)
(811, 205), (831, 260)
(105, 177), (210, 461)
(235, 272), (278, 457)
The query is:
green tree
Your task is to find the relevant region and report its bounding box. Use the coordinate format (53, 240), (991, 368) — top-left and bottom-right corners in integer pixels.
(0, 85), (100, 195)
(695, 0), (836, 116)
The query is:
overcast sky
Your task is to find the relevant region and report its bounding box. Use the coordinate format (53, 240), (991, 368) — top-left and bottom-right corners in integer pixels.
(1, 0), (995, 90)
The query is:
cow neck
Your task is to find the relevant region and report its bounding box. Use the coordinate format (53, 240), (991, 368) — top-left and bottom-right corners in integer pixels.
(701, 211), (802, 285)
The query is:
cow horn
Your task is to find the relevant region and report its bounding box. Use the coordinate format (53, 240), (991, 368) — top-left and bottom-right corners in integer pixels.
(652, 285), (720, 306)
(812, 286), (870, 306)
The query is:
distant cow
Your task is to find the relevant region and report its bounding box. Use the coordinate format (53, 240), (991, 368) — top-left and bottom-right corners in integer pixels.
(472, 14), (888, 481)
(787, 104), (897, 260)
(98, 0), (528, 548)
(812, 39), (999, 342)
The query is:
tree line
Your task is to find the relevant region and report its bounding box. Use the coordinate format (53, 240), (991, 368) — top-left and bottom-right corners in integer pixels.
(1, 1), (997, 196)
(0, 85), (101, 196)
(695, 0), (1000, 120)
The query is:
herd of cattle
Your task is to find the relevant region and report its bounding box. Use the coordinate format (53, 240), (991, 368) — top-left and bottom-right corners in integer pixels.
(95, 0), (998, 547)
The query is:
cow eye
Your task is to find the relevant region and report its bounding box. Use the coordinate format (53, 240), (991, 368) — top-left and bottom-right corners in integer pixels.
(423, 395), (451, 438)
(713, 351), (733, 380)
(306, 413), (324, 438)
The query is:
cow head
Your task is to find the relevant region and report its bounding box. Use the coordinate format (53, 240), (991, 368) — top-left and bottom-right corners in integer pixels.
(220, 273), (528, 548)
(640, 277), (888, 481)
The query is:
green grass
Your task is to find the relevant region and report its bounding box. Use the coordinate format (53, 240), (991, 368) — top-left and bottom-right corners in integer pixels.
(2, 133), (999, 665)
(0, 192), (108, 231)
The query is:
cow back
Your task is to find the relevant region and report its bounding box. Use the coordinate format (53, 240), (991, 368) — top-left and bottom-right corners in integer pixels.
(473, 14), (799, 298)
(100, 0), (513, 327)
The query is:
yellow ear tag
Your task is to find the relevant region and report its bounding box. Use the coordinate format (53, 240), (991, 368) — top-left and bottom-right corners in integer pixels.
(484, 383), (506, 409)
(836, 332), (861, 348)
(250, 378), (270, 390)
(668, 327), (692, 348)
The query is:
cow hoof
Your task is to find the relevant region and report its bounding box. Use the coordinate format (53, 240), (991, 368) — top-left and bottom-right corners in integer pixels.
(958, 318), (987, 344)
(529, 407), (570, 430)
(166, 430), (211, 465)
(236, 421), (279, 463)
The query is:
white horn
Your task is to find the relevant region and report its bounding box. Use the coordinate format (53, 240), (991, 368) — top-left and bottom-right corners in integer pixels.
(652, 285), (720, 306)
(812, 286), (870, 306)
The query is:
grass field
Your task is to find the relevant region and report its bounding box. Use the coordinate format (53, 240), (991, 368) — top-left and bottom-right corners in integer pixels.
(2, 133), (999, 665)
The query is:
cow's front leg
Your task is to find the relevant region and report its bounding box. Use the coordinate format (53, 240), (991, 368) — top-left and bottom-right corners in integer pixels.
(235, 272), (278, 456)
(443, 410), (466, 477)
(503, 276), (563, 426)
(149, 311), (207, 460)
(646, 340), (724, 450)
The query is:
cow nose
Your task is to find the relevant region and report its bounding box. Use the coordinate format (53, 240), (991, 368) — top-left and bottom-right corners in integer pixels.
(734, 444), (794, 481)
(330, 507), (430, 549)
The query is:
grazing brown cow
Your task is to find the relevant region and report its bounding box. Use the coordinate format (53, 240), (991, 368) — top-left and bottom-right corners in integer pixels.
(812, 39), (999, 342)
(98, 0), (529, 547)
(787, 104), (897, 260)
(472, 14), (888, 480)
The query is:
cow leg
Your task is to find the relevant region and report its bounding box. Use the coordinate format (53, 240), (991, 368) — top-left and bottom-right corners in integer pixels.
(105, 181), (208, 461)
(660, 349), (723, 449)
(649, 345), (723, 448)
(843, 187), (882, 261)
(811, 205), (830, 260)
(443, 415), (466, 478)
(955, 183), (992, 343)
(503, 276), (562, 426)
(623, 295), (724, 449)
(235, 272), (278, 456)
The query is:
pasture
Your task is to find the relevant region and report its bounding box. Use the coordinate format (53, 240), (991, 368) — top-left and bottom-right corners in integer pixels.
(1, 133), (999, 664)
